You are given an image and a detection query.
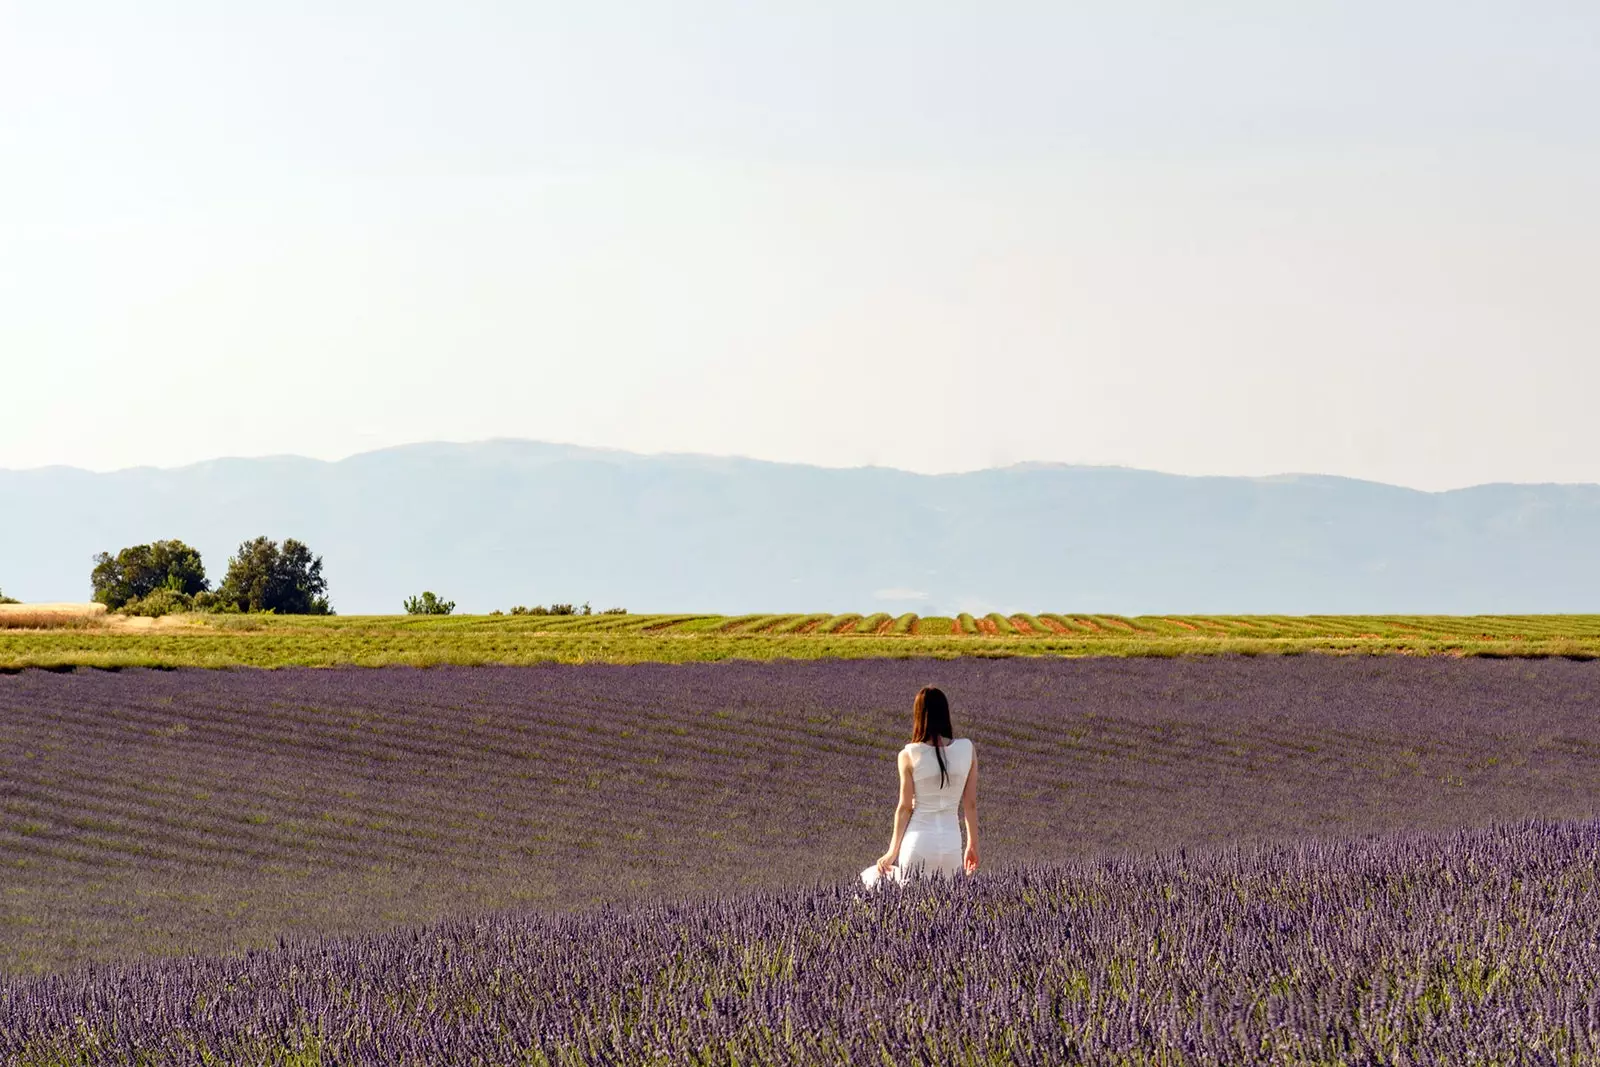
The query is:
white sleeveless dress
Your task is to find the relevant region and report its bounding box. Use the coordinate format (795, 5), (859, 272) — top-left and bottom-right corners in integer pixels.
(861, 738), (974, 887)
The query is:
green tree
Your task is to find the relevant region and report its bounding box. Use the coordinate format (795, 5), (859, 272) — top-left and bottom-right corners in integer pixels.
(214, 537), (332, 614)
(89, 540), (209, 610)
(0, 587), (18, 605)
(403, 591), (455, 615)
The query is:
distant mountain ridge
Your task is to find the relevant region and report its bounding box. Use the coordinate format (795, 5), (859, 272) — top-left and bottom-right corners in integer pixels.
(3, 440), (1597, 614)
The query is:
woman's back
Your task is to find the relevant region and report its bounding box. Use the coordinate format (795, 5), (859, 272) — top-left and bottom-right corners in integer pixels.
(905, 738), (973, 829)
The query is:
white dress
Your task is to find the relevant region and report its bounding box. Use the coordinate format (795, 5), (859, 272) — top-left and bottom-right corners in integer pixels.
(861, 738), (974, 887)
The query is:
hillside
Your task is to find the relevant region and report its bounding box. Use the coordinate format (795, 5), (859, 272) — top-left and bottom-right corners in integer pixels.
(3, 440), (1599, 614)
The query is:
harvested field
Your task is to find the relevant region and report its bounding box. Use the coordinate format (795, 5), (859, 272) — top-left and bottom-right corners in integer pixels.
(7, 612), (1600, 668)
(0, 603), (199, 634)
(0, 604), (106, 631)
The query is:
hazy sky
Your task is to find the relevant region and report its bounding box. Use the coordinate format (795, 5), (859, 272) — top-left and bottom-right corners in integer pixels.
(3, 2), (1597, 489)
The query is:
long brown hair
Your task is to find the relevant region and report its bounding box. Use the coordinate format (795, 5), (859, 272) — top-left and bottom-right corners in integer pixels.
(911, 686), (955, 788)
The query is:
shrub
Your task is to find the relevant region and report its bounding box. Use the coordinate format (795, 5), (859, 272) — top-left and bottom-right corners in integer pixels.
(403, 592), (456, 616)
(600, 607), (627, 615)
(189, 591), (237, 614)
(0, 587), (18, 605)
(117, 589), (195, 617)
(509, 603), (577, 616)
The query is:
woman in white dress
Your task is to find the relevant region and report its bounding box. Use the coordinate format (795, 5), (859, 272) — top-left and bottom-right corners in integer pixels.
(862, 686), (979, 886)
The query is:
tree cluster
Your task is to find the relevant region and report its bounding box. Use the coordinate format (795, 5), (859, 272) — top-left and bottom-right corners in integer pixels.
(89, 537), (331, 617)
(81, 541), (626, 619)
(89, 541), (208, 611)
(0, 587), (18, 605)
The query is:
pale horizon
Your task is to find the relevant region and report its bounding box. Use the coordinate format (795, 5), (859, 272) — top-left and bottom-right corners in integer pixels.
(4, 3), (1596, 493)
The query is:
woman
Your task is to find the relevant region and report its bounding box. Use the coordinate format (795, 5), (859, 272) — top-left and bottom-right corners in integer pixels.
(862, 685), (979, 887)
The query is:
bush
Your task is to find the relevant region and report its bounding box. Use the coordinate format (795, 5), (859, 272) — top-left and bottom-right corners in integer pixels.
(0, 587), (19, 605)
(190, 591), (238, 614)
(502, 603), (623, 617)
(508, 603), (577, 616)
(117, 589), (194, 618)
(403, 592), (455, 616)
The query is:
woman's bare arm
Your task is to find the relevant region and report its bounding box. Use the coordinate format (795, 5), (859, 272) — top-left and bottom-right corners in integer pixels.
(960, 745), (979, 873)
(875, 749), (915, 874)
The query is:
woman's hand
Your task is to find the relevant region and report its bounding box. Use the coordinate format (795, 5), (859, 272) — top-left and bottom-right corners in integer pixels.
(875, 850), (898, 876)
(963, 842), (980, 874)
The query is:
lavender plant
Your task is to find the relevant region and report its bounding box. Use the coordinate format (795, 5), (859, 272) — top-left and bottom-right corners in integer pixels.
(3, 818), (1598, 1064)
(3, 656), (1600, 973)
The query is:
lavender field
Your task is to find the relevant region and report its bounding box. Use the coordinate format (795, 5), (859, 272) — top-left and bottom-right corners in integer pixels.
(3, 656), (1599, 977)
(5, 818), (1600, 1064)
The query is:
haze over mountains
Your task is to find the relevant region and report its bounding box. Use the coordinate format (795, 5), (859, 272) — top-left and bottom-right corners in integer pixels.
(3, 440), (1597, 615)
